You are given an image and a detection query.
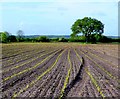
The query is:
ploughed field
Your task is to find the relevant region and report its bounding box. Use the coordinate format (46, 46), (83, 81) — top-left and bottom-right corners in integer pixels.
(1, 43), (119, 98)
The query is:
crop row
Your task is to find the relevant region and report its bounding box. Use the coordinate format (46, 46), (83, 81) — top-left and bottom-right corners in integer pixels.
(2, 47), (58, 68)
(67, 48), (119, 97)
(2, 43), (119, 98)
(2, 43), (59, 59)
(12, 49), (65, 98)
(73, 49), (101, 97)
(86, 45), (119, 59)
(2, 47), (83, 98)
(77, 49), (119, 82)
(82, 46), (119, 66)
(74, 48), (119, 97)
(2, 49), (62, 83)
(2, 50), (45, 68)
(3, 50), (59, 73)
(2, 45), (56, 63)
(2, 49), (63, 98)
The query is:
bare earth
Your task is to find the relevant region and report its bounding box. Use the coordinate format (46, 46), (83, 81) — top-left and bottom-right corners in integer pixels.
(1, 43), (119, 98)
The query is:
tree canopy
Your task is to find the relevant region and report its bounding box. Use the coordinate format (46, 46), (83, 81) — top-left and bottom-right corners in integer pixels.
(0, 31), (9, 43)
(71, 17), (104, 42)
(8, 35), (17, 42)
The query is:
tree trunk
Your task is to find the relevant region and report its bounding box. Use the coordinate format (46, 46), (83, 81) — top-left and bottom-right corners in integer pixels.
(85, 35), (89, 43)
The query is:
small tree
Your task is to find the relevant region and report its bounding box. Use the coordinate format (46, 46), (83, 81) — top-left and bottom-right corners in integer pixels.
(37, 36), (50, 42)
(0, 32), (9, 43)
(17, 30), (24, 42)
(58, 37), (68, 42)
(71, 17), (104, 42)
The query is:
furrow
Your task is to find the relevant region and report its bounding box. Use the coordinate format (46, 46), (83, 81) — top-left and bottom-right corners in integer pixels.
(12, 49), (65, 98)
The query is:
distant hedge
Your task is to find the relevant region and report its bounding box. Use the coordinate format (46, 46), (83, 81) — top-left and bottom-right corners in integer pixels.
(0, 31), (119, 43)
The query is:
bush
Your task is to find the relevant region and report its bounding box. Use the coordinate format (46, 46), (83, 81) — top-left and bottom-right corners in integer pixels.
(24, 38), (34, 42)
(16, 37), (25, 42)
(50, 38), (59, 42)
(110, 38), (120, 42)
(8, 35), (17, 42)
(69, 36), (86, 42)
(36, 36), (50, 42)
(99, 36), (112, 42)
(90, 34), (113, 43)
(58, 38), (68, 42)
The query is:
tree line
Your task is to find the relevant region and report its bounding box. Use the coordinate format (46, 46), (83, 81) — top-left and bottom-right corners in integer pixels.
(0, 17), (119, 43)
(0, 31), (119, 43)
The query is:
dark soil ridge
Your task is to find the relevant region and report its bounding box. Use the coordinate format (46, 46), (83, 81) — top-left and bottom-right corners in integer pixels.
(2, 50), (35, 59)
(2, 49), (63, 92)
(62, 57), (84, 98)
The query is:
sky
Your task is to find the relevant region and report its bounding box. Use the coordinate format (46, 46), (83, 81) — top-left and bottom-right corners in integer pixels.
(0, 0), (119, 36)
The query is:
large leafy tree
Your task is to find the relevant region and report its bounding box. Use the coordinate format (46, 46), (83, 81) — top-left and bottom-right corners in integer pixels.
(71, 17), (104, 42)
